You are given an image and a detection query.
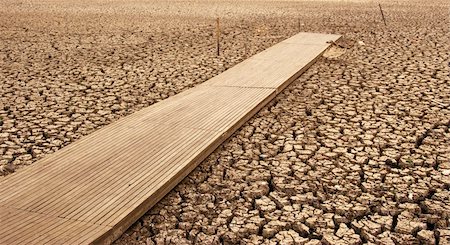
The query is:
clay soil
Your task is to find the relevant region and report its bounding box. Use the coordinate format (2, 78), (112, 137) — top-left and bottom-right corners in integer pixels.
(1, 0), (449, 244)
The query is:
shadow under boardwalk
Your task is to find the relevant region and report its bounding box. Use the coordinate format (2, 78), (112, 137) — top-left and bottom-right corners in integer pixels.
(0, 32), (340, 244)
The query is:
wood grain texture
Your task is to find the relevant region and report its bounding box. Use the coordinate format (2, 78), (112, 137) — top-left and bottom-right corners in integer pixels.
(0, 32), (340, 245)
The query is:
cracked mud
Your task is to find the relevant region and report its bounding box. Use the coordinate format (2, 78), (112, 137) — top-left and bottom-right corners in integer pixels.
(115, 1), (449, 244)
(1, 0), (449, 244)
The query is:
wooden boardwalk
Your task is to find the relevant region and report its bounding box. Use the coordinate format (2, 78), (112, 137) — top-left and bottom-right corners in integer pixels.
(0, 32), (340, 244)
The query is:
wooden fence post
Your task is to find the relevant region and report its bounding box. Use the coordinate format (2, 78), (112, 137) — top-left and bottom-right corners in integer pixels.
(378, 3), (387, 26)
(216, 17), (220, 56)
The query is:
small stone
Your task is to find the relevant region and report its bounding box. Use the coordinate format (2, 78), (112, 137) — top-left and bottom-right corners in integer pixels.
(417, 230), (435, 244)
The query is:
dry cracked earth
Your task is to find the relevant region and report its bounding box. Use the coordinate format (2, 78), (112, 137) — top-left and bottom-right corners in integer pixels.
(1, 0), (449, 244)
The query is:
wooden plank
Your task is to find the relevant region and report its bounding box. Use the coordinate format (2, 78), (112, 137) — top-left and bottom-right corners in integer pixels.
(0, 207), (110, 245)
(0, 32), (340, 244)
(201, 32), (340, 89)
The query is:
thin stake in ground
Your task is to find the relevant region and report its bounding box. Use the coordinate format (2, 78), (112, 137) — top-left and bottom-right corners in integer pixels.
(216, 17), (220, 56)
(242, 21), (249, 58)
(378, 3), (387, 26)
